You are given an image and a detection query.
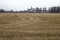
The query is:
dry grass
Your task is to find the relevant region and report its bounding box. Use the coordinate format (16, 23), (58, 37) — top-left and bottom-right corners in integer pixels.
(0, 13), (60, 40)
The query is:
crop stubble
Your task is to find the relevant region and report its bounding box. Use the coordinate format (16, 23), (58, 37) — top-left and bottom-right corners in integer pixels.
(0, 13), (60, 40)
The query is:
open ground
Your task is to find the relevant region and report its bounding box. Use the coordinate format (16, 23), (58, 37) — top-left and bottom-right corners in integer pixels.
(0, 13), (60, 40)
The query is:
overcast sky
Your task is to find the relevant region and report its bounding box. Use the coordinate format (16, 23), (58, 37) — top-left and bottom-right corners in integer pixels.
(0, 0), (60, 11)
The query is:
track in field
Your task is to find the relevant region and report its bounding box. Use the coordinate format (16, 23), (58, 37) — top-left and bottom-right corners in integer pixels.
(0, 13), (60, 40)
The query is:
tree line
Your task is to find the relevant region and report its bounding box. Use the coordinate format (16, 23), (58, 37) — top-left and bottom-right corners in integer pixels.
(0, 6), (60, 13)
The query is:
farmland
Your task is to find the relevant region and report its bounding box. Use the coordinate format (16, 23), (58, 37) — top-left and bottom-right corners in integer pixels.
(0, 13), (60, 40)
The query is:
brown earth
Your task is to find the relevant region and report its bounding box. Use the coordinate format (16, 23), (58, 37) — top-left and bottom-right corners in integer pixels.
(0, 13), (60, 40)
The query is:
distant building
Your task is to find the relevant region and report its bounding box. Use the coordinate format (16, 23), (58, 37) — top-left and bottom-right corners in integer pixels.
(27, 7), (36, 13)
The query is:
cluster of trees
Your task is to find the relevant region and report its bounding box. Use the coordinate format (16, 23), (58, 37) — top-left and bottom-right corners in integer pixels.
(0, 6), (60, 13)
(0, 9), (5, 13)
(0, 9), (18, 13)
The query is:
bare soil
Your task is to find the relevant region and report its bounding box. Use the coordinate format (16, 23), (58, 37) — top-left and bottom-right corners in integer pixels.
(0, 13), (60, 40)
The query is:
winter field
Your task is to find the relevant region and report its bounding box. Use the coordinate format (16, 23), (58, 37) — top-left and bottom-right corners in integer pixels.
(0, 13), (60, 40)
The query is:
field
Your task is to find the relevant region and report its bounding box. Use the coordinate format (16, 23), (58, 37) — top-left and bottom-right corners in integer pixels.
(0, 13), (60, 40)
